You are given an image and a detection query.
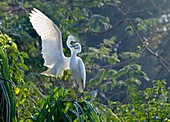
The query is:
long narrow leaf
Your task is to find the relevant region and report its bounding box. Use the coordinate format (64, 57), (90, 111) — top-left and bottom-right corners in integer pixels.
(73, 103), (82, 122)
(84, 101), (100, 122)
(74, 102), (85, 116)
(0, 80), (10, 122)
(56, 100), (67, 122)
(69, 108), (80, 119)
(0, 49), (10, 80)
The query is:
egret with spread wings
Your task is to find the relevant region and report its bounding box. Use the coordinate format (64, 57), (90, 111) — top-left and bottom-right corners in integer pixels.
(29, 8), (86, 92)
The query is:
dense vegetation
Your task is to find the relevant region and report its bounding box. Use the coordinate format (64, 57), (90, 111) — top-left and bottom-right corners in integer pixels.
(0, 0), (170, 121)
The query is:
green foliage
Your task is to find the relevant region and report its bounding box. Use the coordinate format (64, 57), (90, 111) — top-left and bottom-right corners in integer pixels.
(115, 80), (170, 121)
(26, 87), (120, 122)
(0, 32), (28, 122)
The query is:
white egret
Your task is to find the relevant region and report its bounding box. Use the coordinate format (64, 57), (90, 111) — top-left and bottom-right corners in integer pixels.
(29, 8), (86, 92)
(70, 43), (86, 92)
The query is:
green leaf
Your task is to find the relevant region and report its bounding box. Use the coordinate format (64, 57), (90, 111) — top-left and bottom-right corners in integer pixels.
(0, 49), (10, 80)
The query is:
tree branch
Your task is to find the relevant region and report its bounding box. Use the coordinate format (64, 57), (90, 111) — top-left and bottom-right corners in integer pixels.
(128, 20), (170, 73)
(89, 18), (125, 34)
(102, 58), (135, 69)
(95, 2), (170, 73)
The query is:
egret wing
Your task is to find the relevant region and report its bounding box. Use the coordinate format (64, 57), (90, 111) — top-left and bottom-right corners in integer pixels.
(29, 8), (69, 76)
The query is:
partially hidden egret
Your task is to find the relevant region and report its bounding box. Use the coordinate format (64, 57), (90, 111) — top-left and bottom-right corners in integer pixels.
(29, 8), (86, 92)
(70, 42), (86, 92)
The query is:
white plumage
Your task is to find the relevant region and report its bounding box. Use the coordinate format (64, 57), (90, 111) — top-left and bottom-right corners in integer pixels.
(70, 43), (86, 92)
(29, 8), (86, 92)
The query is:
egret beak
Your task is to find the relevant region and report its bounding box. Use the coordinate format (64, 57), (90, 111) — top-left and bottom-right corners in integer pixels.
(70, 41), (80, 48)
(75, 40), (80, 43)
(70, 45), (75, 48)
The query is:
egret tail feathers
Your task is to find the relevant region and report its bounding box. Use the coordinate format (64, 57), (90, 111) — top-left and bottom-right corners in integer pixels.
(41, 67), (63, 77)
(41, 58), (70, 77)
(41, 69), (55, 77)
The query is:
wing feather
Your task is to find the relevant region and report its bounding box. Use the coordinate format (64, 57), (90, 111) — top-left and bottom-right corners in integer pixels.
(29, 8), (69, 76)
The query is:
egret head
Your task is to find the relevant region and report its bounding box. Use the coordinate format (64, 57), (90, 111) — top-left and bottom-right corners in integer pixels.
(66, 35), (76, 49)
(71, 42), (82, 54)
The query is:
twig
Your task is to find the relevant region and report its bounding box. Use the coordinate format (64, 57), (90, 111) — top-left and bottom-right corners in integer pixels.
(101, 92), (115, 104)
(102, 58), (135, 69)
(125, 18), (164, 34)
(66, 6), (77, 21)
(89, 18), (125, 34)
(10, 0), (27, 13)
(126, 10), (150, 15)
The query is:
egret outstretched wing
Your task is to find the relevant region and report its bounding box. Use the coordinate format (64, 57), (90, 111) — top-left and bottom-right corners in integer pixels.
(29, 8), (69, 76)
